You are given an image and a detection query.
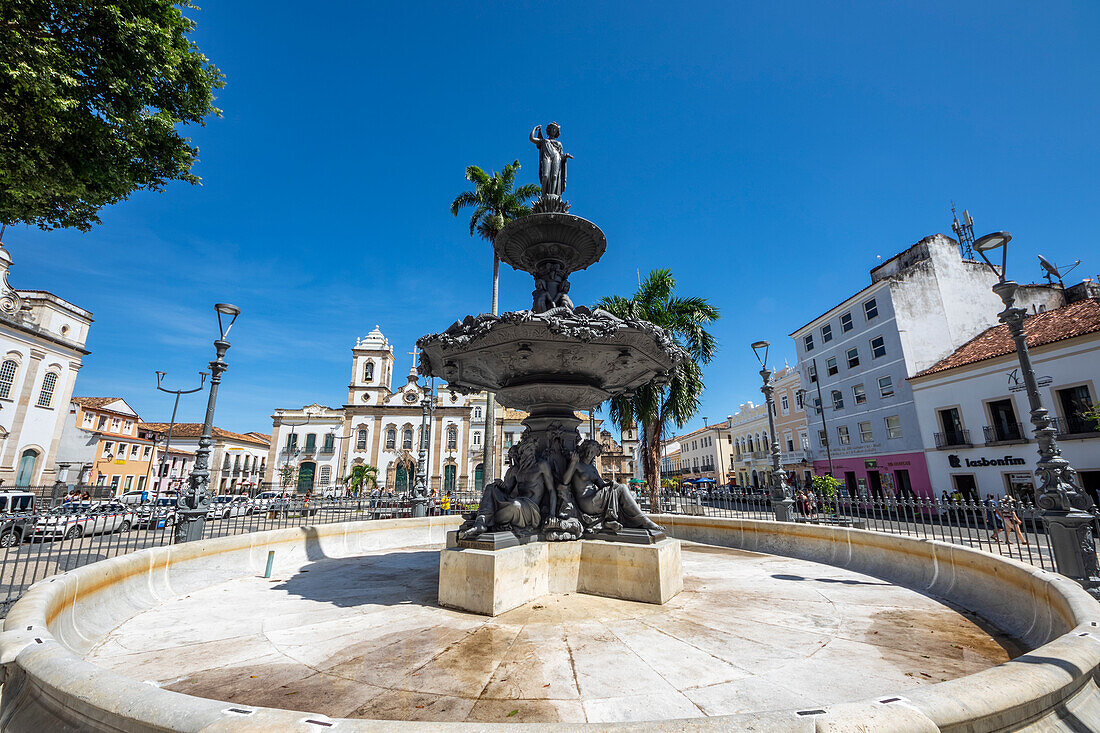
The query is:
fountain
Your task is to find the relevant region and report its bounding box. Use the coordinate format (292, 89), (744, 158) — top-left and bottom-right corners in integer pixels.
(417, 123), (688, 614)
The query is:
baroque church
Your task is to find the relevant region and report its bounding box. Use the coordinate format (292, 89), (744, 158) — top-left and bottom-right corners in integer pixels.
(265, 326), (638, 495)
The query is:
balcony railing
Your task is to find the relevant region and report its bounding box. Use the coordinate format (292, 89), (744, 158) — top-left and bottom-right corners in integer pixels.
(319, 446), (335, 455)
(983, 423), (1027, 445)
(751, 450), (768, 460)
(1051, 416), (1100, 439)
(934, 430), (971, 449)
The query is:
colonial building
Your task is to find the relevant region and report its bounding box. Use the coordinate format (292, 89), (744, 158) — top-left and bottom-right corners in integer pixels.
(268, 404), (347, 493)
(66, 397), (156, 493)
(0, 242), (92, 486)
(660, 418), (735, 485)
(138, 423), (269, 495)
(771, 366), (812, 487)
(790, 233), (1063, 500)
(909, 287), (1100, 503)
(729, 401), (771, 487)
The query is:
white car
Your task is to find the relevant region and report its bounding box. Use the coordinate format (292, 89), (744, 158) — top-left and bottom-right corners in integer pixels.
(251, 491), (282, 510)
(33, 502), (136, 541)
(206, 494), (253, 520)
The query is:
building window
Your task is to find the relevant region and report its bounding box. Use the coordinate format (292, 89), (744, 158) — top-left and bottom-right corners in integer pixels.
(885, 415), (902, 439)
(474, 406), (482, 419)
(319, 466), (331, 485)
(473, 431), (482, 446)
(444, 464), (456, 490)
(322, 433), (335, 453)
(846, 347), (860, 369)
(363, 361), (374, 381)
(831, 390), (844, 410)
(987, 399), (1022, 442)
(402, 429), (413, 449)
(304, 433), (316, 452)
(124, 476), (134, 490)
(83, 412), (95, 428)
(870, 336), (886, 359)
(504, 433), (514, 449)
(840, 312), (853, 332)
(804, 334), (814, 351)
(285, 433), (297, 451)
(111, 418), (121, 431)
(385, 429), (396, 450)
(878, 375), (894, 398)
(858, 421), (873, 442)
(130, 444), (140, 458)
(1057, 385), (1096, 434)
(137, 476), (147, 491)
(356, 428), (368, 450)
(826, 357), (838, 376)
(98, 415), (108, 430)
(36, 372), (58, 408)
(123, 420), (133, 433)
(780, 394), (789, 413)
(821, 324), (833, 343)
(864, 298), (879, 320)
(447, 426), (457, 450)
(0, 360), (17, 399)
(110, 476), (120, 490)
(853, 383), (867, 405)
(222, 454), (231, 470)
(837, 425), (850, 445)
(808, 363), (817, 383)
(795, 391), (804, 410)
(102, 441), (114, 459)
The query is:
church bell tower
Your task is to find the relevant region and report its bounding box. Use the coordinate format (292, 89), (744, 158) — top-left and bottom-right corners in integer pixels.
(349, 326), (395, 406)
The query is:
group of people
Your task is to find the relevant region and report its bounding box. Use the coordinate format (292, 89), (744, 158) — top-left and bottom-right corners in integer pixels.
(982, 494), (1029, 545)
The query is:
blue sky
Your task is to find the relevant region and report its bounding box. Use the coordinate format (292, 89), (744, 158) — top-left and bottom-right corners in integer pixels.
(6, 1), (1100, 436)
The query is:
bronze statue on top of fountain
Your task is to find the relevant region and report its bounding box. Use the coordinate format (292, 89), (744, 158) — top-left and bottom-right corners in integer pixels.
(530, 122), (573, 214)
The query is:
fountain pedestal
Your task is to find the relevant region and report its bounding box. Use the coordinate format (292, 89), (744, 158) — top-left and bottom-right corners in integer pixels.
(438, 537), (683, 616)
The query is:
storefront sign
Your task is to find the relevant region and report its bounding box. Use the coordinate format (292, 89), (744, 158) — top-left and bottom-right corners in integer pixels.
(1007, 368), (1052, 393)
(948, 454), (1027, 468)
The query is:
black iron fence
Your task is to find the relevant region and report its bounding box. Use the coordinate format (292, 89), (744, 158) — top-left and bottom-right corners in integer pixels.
(644, 487), (1070, 573)
(0, 487), (480, 617)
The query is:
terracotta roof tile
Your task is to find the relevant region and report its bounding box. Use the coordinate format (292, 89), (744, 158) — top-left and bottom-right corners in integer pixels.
(72, 397), (124, 408)
(137, 423), (271, 447)
(913, 298), (1100, 379)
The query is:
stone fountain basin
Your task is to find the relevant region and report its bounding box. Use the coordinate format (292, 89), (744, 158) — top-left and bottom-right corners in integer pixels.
(418, 308), (685, 411)
(2, 516), (1100, 731)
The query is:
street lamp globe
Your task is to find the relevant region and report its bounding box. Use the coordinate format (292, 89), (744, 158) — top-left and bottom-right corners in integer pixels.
(973, 231), (1012, 281)
(751, 340), (770, 369)
(214, 303), (241, 340)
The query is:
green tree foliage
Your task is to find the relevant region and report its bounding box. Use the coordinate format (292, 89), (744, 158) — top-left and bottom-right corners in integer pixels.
(597, 269), (719, 508)
(811, 473), (840, 500)
(449, 161), (539, 245)
(0, 1), (225, 230)
(345, 464), (379, 497)
(278, 464), (297, 492)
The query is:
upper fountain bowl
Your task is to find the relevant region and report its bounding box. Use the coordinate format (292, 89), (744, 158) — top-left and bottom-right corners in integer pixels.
(494, 213), (606, 277)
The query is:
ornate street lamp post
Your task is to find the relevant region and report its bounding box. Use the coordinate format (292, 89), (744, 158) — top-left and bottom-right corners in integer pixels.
(752, 340), (796, 522)
(973, 231), (1099, 595)
(412, 379), (436, 518)
(175, 303), (239, 544)
(155, 370), (206, 497)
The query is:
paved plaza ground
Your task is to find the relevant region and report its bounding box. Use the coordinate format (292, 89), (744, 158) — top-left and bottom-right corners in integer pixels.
(85, 542), (1019, 724)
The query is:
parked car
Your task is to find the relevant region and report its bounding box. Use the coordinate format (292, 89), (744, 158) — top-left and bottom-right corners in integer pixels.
(252, 491), (283, 510)
(33, 502), (136, 541)
(117, 490), (149, 505)
(135, 497), (178, 529)
(206, 494), (253, 520)
(0, 490), (36, 547)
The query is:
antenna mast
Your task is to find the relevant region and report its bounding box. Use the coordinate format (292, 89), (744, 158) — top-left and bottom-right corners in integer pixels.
(951, 203), (976, 259)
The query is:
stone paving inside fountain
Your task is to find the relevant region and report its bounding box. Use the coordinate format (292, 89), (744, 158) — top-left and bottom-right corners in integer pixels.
(86, 543), (1019, 724)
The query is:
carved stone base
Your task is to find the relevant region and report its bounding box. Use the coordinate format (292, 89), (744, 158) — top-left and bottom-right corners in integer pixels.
(589, 527), (666, 545)
(438, 538), (683, 616)
(455, 531), (537, 551)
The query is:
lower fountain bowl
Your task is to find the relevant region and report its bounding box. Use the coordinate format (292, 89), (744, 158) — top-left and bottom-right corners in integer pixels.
(417, 306), (686, 411)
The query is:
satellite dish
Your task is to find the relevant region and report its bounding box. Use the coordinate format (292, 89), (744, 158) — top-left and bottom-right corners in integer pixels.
(1038, 254), (1062, 280)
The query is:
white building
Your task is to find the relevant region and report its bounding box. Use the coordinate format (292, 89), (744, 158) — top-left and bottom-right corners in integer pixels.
(138, 422), (269, 495)
(268, 404), (346, 493)
(790, 233), (1062, 500)
(909, 289), (1100, 503)
(728, 401), (771, 488)
(0, 242), (92, 486)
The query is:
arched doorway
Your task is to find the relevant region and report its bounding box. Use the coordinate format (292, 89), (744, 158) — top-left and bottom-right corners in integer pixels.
(16, 448), (38, 487)
(395, 462), (414, 493)
(474, 463), (484, 492)
(297, 462), (315, 493)
(751, 470), (759, 489)
(444, 464), (456, 491)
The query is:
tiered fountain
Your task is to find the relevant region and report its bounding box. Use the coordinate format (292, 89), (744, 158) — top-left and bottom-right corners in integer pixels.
(418, 123), (688, 614)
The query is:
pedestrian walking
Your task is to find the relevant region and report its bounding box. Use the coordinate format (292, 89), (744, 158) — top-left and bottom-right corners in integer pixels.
(984, 494), (1006, 542)
(1000, 496), (1029, 545)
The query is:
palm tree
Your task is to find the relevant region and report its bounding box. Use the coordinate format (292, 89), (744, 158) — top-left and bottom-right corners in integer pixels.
(597, 269), (719, 510)
(346, 463), (379, 511)
(450, 161), (539, 485)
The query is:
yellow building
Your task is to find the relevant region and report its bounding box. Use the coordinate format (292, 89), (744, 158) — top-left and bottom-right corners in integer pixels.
(71, 397), (157, 494)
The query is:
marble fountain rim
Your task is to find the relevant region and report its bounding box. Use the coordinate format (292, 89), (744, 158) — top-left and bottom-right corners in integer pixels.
(2, 514), (1100, 732)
